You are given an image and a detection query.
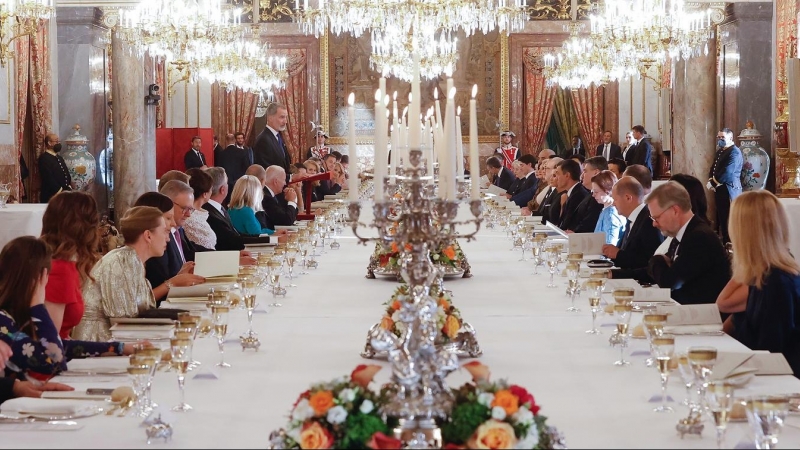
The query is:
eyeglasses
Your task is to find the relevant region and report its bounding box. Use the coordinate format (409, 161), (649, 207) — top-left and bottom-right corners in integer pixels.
(649, 205), (674, 223)
(173, 201), (195, 215)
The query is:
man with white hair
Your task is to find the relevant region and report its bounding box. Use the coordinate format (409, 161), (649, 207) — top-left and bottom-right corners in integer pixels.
(261, 165), (299, 228)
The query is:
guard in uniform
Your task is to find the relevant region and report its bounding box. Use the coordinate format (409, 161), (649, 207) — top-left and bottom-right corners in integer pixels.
(707, 127), (743, 244)
(307, 130), (331, 160)
(494, 130), (519, 170)
(38, 132), (72, 203)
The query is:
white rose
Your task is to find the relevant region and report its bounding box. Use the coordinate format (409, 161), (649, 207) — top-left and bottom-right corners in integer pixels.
(291, 399), (314, 421)
(512, 406), (534, 426)
(515, 428), (540, 449)
(433, 254), (440, 260)
(286, 425), (302, 443)
(477, 392), (495, 407)
(391, 310), (402, 322)
(491, 406), (507, 420)
(338, 388), (357, 403)
(326, 405), (348, 425)
(359, 399), (374, 414)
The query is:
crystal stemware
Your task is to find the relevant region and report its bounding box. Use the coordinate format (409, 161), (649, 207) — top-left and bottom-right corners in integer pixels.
(613, 303), (633, 366)
(0, 183), (10, 209)
(170, 338), (193, 411)
(585, 279), (603, 334)
(210, 305), (231, 369)
(745, 395), (790, 450)
(676, 353), (696, 408)
(652, 334), (675, 413)
(566, 261), (580, 312)
(687, 346), (717, 403)
(642, 313), (667, 367)
(706, 382), (736, 449)
(126, 362), (151, 417)
(545, 247), (559, 288)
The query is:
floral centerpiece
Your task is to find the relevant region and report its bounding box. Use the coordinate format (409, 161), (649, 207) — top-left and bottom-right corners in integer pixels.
(371, 240), (466, 274)
(379, 284), (462, 343)
(268, 363), (564, 449)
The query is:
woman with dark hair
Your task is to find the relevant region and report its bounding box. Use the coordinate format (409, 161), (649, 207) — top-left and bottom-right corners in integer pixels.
(74, 207), (168, 341)
(669, 173), (709, 223)
(40, 191), (101, 339)
(0, 237), (130, 379)
(184, 168), (216, 250)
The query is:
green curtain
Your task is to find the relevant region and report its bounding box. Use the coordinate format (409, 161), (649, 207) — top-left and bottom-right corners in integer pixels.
(552, 88), (581, 158)
(545, 115), (562, 155)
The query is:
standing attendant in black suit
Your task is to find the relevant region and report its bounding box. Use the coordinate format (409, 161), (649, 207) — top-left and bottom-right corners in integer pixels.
(564, 156), (606, 233)
(184, 136), (208, 170)
(625, 125), (653, 174)
(595, 131), (622, 162)
(253, 102), (291, 183)
(38, 133), (72, 203)
(562, 135), (586, 159)
(604, 177), (664, 281)
(486, 156), (516, 191)
(646, 182), (731, 305)
(554, 159), (590, 231)
(707, 128), (744, 244)
(216, 132), (252, 205)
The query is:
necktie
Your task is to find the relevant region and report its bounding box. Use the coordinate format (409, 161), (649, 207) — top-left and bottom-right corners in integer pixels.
(667, 238), (681, 260)
(196, 150), (204, 165)
(604, 144), (609, 160)
(619, 218), (632, 248)
(172, 229), (186, 263)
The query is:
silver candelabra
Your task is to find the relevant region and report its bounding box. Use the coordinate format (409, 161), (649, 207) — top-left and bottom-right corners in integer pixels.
(348, 148), (482, 446)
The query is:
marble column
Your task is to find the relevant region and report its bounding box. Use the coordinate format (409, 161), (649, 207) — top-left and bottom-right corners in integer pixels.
(111, 30), (156, 218)
(672, 38), (717, 222)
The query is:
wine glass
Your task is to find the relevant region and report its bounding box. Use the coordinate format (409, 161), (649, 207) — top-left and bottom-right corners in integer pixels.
(613, 303), (633, 366)
(170, 338), (193, 412)
(676, 353), (696, 408)
(545, 246), (559, 288)
(706, 382), (736, 449)
(285, 253), (298, 288)
(566, 261), (580, 312)
(652, 334), (675, 413)
(298, 238), (310, 274)
(210, 305), (231, 369)
(242, 280), (259, 336)
(687, 346), (717, 403)
(126, 364), (150, 417)
(585, 279), (603, 334)
(642, 313), (667, 367)
(745, 395), (790, 449)
(612, 288), (634, 307)
(267, 259), (286, 305)
(0, 182), (10, 209)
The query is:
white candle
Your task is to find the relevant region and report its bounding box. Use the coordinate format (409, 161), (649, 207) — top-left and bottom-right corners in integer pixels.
(455, 105), (464, 178)
(409, 52), (421, 151)
(347, 93), (359, 201)
(392, 93), (399, 178)
(444, 85), (457, 200)
(373, 89), (385, 201)
(426, 118), (435, 185)
(469, 85), (480, 200)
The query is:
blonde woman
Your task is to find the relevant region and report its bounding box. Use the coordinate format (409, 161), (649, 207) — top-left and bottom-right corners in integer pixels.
(727, 190), (800, 376)
(227, 175), (276, 236)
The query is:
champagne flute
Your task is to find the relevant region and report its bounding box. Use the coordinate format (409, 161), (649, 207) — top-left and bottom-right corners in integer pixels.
(642, 313), (667, 367)
(566, 261), (580, 312)
(706, 382), (736, 449)
(613, 303), (633, 366)
(676, 353), (696, 407)
(170, 338), (193, 412)
(545, 247), (559, 288)
(242, 280), (259, 336)
(585, 279), (603, 334)
(298, 238), (310, 274)
(530, 242), (543, 275)
(652, 334), (675, 413)
(267, 259), (286, 304)
(745, 395), (790, 449)
(211, 305), (231, 369)
(285, 254), (298, 287)
(687, 346), (717, 403)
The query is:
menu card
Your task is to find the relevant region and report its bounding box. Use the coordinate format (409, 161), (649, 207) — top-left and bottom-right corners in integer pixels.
(711, 352), (757, 381)
(746, 352), (794, 376)
(632, 287), (672, 303)
(656, 304), (722, 326)
(194, 251), (239, 278)
(568, 232), (605, 255)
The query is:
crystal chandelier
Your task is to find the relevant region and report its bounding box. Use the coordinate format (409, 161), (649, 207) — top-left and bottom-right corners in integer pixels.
(543, 22), (616, 89)
(196, 40), (288, 95)
(0, 0), (53, 66)
(370, 28), (458, 82)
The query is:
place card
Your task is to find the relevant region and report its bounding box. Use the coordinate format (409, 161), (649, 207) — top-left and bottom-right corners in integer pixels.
(632, 287), (672, 303)
(568, 232), (605, 255)
(194, 251), (239, 278)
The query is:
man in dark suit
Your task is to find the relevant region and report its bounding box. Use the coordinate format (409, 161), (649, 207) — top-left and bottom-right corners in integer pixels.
(184, 136), (208, 170)
(646, 182), (731, 305)
(708, 128), (743, 244)
(215, 132), (251, 205)
(563, 135), (586, 159)
(625, 125), (653, 174)
(595, 131), (622, 162)
(554, 159), (589, 230)
(245, 164), (298, 229)
(604, 177), (664, 281)
(253, 102), (291, 182)
(505, 154), (539, 207)
(486, 156), (516, 191)
(38, 133), (72, 203)
(565, 156), (606, 233)
(203, 167), (276, 251)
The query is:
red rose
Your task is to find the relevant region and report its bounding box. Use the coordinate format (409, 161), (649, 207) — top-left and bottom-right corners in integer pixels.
(367, 432), (402, 449)
(293, 389), (311, 409)
(509, 385), (539, 414)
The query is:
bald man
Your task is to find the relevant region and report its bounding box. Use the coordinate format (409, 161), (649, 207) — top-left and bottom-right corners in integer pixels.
(38, 133), (72, 203)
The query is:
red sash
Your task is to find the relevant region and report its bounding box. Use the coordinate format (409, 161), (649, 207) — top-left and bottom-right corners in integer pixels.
(497, 147), (517, 169)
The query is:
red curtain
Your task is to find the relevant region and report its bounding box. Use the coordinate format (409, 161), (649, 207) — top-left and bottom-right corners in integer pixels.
(274, 49), (307, 166)
(522, 48), (556, 155)
(210, 85), (258, 144)
(15, 19), (53, 202)
(570, 86), (604, 156)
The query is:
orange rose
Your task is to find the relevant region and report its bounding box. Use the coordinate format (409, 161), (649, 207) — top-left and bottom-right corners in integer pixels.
(404, 244), (413, 252)
(380, 316), (394, 331)
(467, 420), (517, 449)
(443, 246), (456, 260)
(442, 315), (461, 340)
(299, 422), (334, 449)
(463, 361), (491, 382)
(391, 300), (402, 311)
(351, 364), (382, 388)
(438, 297), (450, 309)
(308, 391), (335, 416)
(491, 390), (519, 416)
(391, 242), (399, 253)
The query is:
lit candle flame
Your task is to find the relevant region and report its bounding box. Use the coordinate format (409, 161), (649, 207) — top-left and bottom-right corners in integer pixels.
(472, 84), (478, 98)
(348, 92), (354, 106)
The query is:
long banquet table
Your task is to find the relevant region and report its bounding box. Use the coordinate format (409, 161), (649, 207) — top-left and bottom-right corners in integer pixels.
(5, 203), (800, 449)
(0, 204), (46, 249)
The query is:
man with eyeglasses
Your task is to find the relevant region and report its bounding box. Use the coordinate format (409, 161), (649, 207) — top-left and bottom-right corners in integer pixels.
(646, 181), (730, 305)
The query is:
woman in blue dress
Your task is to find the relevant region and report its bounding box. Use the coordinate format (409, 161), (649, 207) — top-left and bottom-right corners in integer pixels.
(227, 175), (277, 236)
(590, 170), (624, 246)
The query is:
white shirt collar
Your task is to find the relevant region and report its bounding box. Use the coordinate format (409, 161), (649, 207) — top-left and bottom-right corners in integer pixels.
(675, 216), (693, 242)
(566, 182), (578, 197)
(266, 125), (280, 138)
(207, 199), (224, 215)
(266, 186), (276, 198)
(627, 202), (646, 222)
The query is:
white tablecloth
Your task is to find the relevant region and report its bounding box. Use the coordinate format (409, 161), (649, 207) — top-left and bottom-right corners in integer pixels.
(0, 204), (46, 249)
(781, 198), (800, 261)
(4, 203), (800, 448)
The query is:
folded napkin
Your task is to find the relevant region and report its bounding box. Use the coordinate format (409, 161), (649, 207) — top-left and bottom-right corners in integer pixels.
(67, 356), (129, 373)
(0, 398), (98, 416)
(663, 324), (723, 335)
(160, 301), (207, 312)
(111, 329), (174, 340)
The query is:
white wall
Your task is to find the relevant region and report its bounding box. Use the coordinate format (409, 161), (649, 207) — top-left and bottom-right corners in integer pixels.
(0, 58), (15, 147)
(617, 76), (666, 146)
(165, 75), (212, 129)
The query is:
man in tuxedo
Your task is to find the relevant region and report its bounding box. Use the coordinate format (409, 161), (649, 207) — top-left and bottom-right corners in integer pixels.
(486, 156), (516, 191)
(596, 131), (622, 162)
(624, 125), (653, 174)
(563, 135), (586, 159)
(213, 135), (223, 156)
(253, 102), (291, 182)
(707, 128), (743, 243)
(647, 182), (731, 305)
(555, 159), (589, 231)
(184, 136), (208, 170)
(623, 164), (653, 195)
(215, 132), (252, 205)
(604, 177), (664, 280)
(38, 133), (72, 203)
(203, 167), (275, 251)
(245, 164), (298, 229)
(505, 154), (539, 207)
(522, 156), (561, 215)
(565, 156), (607, 233)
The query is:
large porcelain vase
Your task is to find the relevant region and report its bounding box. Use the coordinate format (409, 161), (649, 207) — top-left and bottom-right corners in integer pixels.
(738, 121), (769, 191)
(62, 124), (97, 191)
